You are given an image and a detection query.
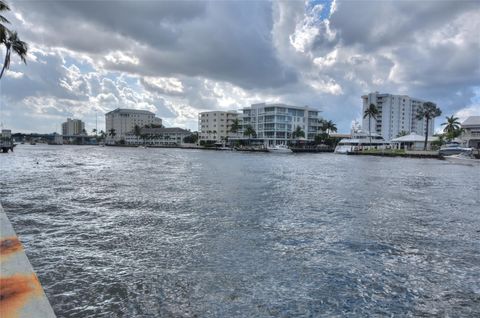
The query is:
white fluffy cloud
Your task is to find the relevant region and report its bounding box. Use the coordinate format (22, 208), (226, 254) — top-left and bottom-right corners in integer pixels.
(0, 0), (478, 133)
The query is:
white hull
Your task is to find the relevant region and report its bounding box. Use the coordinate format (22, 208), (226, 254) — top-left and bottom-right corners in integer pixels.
(445, 155), (480, 165)
(267, 146), (292, 153)
(334, 145), (353, 154)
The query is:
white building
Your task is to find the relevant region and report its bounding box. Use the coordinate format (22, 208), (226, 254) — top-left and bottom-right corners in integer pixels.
(361, 92), (435, 141)
(105, 108), (162, 142)
(391, 133), (438, 151)
(61, 118), (85, 136)
(198, 111), (240, 143)
(240, 103), (321, 146)
(461, 116), (480, 149)
(125, 127), (191, 146)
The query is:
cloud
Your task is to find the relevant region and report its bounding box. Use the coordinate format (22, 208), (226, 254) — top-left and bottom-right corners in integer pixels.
(0, 0), (478, 134)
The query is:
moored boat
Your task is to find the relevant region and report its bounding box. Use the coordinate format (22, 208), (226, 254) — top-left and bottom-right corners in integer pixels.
(439, 142), (472, 156)
(267, 145), (292, 153)
(334, 131), (389, 154)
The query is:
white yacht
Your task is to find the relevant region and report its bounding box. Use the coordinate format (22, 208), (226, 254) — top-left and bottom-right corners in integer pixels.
(334, 130), (389, 154)
(439, 142), (472, 156)
(267, 144), (292, 153)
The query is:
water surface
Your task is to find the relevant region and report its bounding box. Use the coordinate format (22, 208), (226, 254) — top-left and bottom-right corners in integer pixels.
(1, 145), (479, 317)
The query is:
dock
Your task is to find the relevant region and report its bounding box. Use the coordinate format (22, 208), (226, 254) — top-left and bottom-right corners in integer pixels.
(0, 203), (56, 318)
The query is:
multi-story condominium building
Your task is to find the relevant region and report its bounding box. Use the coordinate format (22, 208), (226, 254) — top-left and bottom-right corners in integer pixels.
(198, 111), (240, 143)
(105, 108), (162, 142)
(361, 92), (434, 141)
(61, 118), (85, 136)
(125, 127), (191, 146)
(461, 116), (480, 149)
(240, 103), (321, 145)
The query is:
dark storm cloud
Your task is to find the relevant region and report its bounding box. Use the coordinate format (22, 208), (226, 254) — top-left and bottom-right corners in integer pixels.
(12, 0), (297, 89)
(329, 0), (478, 49)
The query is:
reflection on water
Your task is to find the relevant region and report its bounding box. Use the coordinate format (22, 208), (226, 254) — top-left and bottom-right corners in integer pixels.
(1, 145), (479, 317)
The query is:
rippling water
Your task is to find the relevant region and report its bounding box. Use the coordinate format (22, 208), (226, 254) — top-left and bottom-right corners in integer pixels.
(1, 145), (479, 317)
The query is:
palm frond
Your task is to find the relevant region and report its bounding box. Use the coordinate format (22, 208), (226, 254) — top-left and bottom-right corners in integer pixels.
(0, 15), (10, 24)
(0, 1), (10, 12)
(8, 31), (28, 63)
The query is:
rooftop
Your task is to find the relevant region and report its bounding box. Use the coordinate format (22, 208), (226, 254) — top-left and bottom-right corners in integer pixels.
(140, 127), (191, 134)
(391, 133), (438, 142)
(246, 103), (320, 112)
(105, 108), (155, 115)
(461, 116), (480, 127)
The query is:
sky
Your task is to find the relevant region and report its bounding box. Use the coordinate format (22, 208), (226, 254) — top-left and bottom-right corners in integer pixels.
(0, 0), (479, 134)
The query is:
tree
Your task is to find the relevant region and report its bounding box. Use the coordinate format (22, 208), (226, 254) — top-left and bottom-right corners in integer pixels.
(416, 101), (442, 150)
(324, 120), (337, 135)
(292, 126), (305, 139)
(133, 124), (142, 144)
(243, 125), (256, 139)
(183, 133), (199, 144)
(108, 128), (116, 140)
(396, 130), (409, 138)
(92, 128), (97, 136)
(99, 130), (106, 141)
(441, 115), (462, 141)
(430, 134), (446, 150)
(363, 103), (379, 144)
(0, 1), (28, 79)
(229, 118), (241, 134)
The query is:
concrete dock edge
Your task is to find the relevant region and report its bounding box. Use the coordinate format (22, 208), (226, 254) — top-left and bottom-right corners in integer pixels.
(0, 202), (56, 318)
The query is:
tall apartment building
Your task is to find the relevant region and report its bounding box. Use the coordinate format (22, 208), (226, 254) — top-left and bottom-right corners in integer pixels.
(198, 111), (240, 142)
(105, 108), (162, 141)
(361, 92), (435, 141)
(240, 103), (321, 146)
(61, 118), (85, 136)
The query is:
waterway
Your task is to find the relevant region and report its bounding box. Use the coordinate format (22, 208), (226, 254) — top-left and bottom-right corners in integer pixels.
(1, 145), (479, 317)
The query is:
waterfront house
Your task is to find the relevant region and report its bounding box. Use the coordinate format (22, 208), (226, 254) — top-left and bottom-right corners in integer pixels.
(461, 116), (480, 149)
(391, 133), (438, 150)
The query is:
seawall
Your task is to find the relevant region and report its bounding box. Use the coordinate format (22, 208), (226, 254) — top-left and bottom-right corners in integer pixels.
(0, 203), (56, 318)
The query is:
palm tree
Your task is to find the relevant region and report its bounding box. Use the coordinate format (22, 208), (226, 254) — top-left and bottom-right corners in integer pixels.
(99, 130), (106, 141)
(229, 118), (241, 135)
(133, 124), (142, 144)
(396, 130), (409, 138)
(0, 1), (28, 79)
(416, 101), (442, 150)
(92, 128), (97, 136)
(363, 103), (379, 144)
(325, 120), (337, 135)
(108, 128), (116, 140)
(243, 125), (256, 142)
(441, 115), (462, 141)
(292, 126), (305, 139)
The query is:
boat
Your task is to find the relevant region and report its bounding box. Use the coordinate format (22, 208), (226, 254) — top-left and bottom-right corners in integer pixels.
(334, 130), (389, 154)
(439, 142), (472, 156)
(267, 145), (292, 153)
(444, 150), (480, 165)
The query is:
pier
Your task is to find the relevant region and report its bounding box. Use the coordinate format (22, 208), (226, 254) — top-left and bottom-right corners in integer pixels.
(0, 203), (56, 318)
